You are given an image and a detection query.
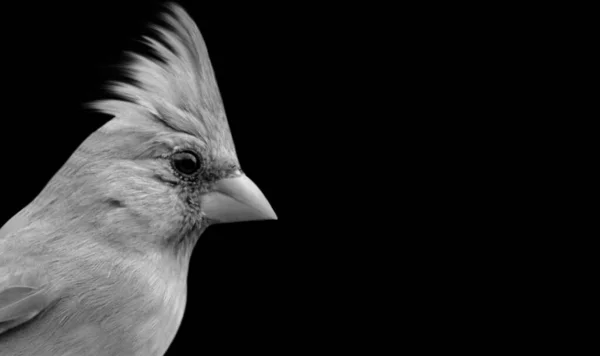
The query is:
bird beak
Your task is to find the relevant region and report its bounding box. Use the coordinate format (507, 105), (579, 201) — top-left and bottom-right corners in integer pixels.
(200, 174), (277, 223)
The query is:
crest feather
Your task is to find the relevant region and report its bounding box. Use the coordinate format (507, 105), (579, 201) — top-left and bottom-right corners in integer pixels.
(89, 3), (231, 147)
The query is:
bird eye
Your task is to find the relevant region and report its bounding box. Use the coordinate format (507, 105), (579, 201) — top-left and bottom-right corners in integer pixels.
(171, 151), (202, 176)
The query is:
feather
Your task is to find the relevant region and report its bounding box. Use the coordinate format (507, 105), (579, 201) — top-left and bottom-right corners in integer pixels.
(89, 3), (235, 156)
(0, 255), (53, 336)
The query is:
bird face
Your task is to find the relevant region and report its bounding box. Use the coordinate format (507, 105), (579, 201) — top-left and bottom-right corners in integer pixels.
(34, 117), (276, 256)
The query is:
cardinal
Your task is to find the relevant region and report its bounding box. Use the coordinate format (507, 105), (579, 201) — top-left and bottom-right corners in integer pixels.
(0, 3), (276, 355)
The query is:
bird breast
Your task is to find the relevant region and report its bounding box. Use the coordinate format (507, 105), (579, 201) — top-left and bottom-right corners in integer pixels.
(130, 257), (188, 356)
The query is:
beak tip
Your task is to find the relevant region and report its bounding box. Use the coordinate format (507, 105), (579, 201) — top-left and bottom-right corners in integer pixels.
(268, 211), (278, 221)
(259, 204), (278, 221)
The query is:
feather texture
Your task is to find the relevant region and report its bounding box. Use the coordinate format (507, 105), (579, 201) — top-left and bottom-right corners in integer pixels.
(89, 3), (235, 157)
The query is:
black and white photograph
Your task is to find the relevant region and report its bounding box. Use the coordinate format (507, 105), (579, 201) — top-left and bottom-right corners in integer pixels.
(0, 1), (351, 354)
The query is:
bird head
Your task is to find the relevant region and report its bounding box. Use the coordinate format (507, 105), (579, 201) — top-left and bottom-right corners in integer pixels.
(6, 4), (276, 256)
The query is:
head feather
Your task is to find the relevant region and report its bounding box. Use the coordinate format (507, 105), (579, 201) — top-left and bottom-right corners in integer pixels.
(89, 3), (235, 156)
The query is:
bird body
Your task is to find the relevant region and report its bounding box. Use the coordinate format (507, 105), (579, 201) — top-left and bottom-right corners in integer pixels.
(1, 221), (187, 355)
(0, 3), (276, 355)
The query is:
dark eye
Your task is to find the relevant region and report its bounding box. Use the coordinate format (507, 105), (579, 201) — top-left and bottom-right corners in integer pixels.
(171, 151), (202, 176)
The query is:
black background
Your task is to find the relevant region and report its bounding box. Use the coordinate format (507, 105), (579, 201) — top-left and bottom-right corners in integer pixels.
(0, 0), (504, 353)
(0, 2), (554, 352)
(0, 0), (351, 354)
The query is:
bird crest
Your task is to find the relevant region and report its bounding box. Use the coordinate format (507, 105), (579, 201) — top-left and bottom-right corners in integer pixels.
(89, 3), (235, 155)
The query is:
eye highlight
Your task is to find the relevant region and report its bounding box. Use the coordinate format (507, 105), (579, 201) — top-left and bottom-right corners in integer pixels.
(171, 151), (202, 176)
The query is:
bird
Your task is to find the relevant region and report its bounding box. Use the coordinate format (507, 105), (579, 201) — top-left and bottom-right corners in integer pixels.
(0, 3), (276, 355)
